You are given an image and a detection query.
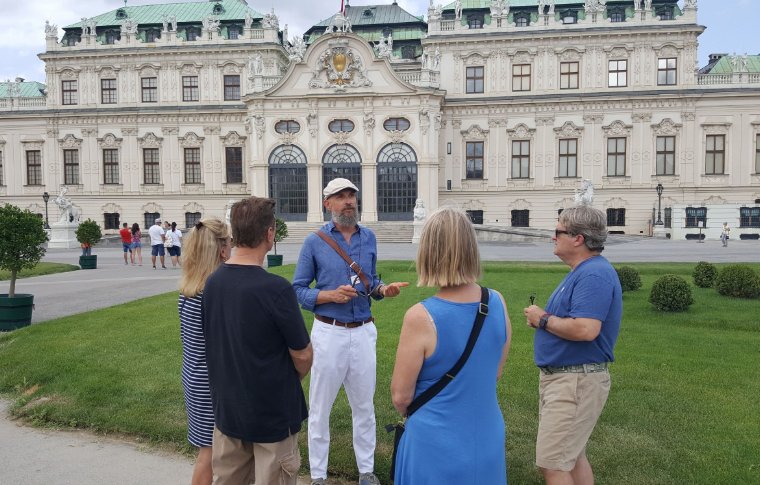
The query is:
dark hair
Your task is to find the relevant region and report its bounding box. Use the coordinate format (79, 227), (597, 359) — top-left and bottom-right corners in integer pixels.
(171, 221), (177, 232)
(131, 222), (140, 235)
(122, 222), (128, 228)
(230, 197), (276, 248)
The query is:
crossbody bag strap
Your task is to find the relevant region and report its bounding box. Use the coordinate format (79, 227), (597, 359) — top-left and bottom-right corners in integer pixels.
(314, 231), (371, 293)
(406, 286), (489, 418)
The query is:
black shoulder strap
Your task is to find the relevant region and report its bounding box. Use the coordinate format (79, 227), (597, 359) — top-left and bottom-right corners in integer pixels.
(406, 286), (489, 417)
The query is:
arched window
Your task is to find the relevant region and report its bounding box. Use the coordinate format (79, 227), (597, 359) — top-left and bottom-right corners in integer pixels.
(514, 12), (530, 27)
(275, 120), (301, 134)
(376, 143), (417, 221)
(329, 119), (355, 133)
(467, 14), (484, 29)
(323, 144), (362, 219)
(383, 118), (411, 132)
(269, 145), (308, 221)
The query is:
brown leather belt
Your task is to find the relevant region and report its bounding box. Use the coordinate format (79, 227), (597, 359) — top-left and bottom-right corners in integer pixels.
(315, 314), (374, 328)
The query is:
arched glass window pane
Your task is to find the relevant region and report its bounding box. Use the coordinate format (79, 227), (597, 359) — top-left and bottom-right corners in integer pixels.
(269, 145), (307, 221)
(328, 119), (355, 133)
(377, 143), (417, 221)
(275, 120), (301, 134)
(322, 144), (362, 220)
(383, 118), (411, 132)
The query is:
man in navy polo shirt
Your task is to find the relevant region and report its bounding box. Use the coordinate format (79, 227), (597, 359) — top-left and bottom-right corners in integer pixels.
(524, 205), (622, 485)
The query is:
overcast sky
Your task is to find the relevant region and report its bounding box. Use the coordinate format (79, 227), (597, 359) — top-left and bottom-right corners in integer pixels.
(1, 0), (758, 83)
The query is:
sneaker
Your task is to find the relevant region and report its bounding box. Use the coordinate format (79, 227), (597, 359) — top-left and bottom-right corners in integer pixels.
(359, 472), (380, 485)
(311, 479), (326, 485)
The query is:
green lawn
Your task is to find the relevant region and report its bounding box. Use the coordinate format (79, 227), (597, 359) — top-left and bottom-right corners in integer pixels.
(0, 262), (79, 281)
(1, 262), (759, 484)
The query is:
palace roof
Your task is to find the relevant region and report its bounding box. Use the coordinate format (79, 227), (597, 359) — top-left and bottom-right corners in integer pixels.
(0, 81), (46, 98)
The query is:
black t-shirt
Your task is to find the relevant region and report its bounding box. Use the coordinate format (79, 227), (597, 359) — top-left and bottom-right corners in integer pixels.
(202, 264), (310, 443)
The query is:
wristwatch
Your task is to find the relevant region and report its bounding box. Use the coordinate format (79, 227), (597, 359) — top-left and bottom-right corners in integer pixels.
(539, 313), (551, 330)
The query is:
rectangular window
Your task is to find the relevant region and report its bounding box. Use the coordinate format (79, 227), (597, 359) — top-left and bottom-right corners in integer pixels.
(511, 210), (529, 228)
(656, 136), (676, 175)
(607, 137), (626, 176)
(755, 134), (760, 173)
(182, 76), (199, 102)
(558, 139), (578, 177)
(144, 212), (160, 230)
(101, 79), (117, 104)
(225, 147), (243, 183)
(657, 58), (677, 86)
(63, 149), (79, 185)
(0, 150), (4, 186)
(465, 141), (484, 179)
(145, 30), (160, 42)
(104, 213), (120, 230)
(705, 134), (725, 175)
(664, 207), (672, 229)
(141, 77), (157, 103)
(608, 60), (627, 87)
(511, 140), (530, 179)
(512, 64), (531, 92)
(105, 31), (119, 44)
(103, 149), (119, 184)
(184, 148), (202, 184)
(186, 28), (199, 41)
(26, 150), (42, 185)
(62, 80), (78, 105)
(185, 212), (202, 228)
(224, 75), (241, 101)
(143, 148), (160, 185)
(560, 61), (579, 90)
(466, 66), (484, 94)
(740, 207), (760, 228)
(228, 26), (240, 39)
(607, 208), (626, 227)
(466, 210), (483, 225)
(685, 207), (707, 228)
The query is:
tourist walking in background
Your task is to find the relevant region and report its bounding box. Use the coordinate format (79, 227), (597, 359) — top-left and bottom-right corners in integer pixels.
(204, 197), (312, 485)
(524, 205), (623, 485)
(119, 222), (133, 265)
(293, 178), (408, 485)
(390, 207), (511, 484)
(131, 223), (143, 266)
(167, 221), (183, 268)
(148, 218), (166, 269)
(178, 217), (231, 485)
(721, 222), (731, 247)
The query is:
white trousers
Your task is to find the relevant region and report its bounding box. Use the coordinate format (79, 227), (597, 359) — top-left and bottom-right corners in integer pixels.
(308, 319), (377, 480)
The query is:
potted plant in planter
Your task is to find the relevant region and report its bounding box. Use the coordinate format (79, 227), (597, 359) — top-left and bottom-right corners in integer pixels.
(75, 219), (102, 270)
(267, 218), (288, 267)
(0, 204), (48, 331)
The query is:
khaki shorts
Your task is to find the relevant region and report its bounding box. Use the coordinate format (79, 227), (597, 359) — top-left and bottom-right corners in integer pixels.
(212, 427), (301, 485)
(536, 371), (611, 471)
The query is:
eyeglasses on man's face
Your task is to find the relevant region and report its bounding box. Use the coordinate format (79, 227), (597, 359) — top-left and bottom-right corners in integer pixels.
(554, 229), (572, 238)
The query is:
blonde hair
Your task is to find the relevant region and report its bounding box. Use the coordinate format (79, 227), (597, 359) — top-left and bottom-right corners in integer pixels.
(179, 217), (230, 298)
(416, 207), (481, 288)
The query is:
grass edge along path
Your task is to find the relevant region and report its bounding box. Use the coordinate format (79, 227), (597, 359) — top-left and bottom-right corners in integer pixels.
(0, 262), (758, 484)
(0, 262), (79, 281)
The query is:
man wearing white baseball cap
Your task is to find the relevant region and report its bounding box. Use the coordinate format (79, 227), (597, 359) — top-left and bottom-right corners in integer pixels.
(293, 178), (409, 485)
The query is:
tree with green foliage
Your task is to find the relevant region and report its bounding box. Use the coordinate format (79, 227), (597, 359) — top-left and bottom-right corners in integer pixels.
(0, 204), (49, 298)
(75, 219), (102, 252)
(273, 218), (288, 255)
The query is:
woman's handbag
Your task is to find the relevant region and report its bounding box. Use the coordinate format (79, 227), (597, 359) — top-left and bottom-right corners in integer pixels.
(163, 233), (174, 248)
(386, 286), (490, 482)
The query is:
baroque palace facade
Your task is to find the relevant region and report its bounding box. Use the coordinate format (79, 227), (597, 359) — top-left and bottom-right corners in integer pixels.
(1, 0), (760, 240)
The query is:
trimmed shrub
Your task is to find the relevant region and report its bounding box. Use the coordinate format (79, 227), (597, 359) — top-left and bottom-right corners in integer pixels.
(616, 266), (642, 292)
(649, 275), (694, 312)
(714, 264), (760, 299)
(693, 261), (718, 288)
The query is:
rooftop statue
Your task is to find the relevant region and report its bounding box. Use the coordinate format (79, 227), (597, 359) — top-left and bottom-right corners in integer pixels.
(585, 0), (607, 14)
(376, 34), (393, 59)
(262, 9), (279, 29)
(244, 10), (253, 29)
(325, 11), (352, 33)
(286, 35), (307, 63)
(45, 20), (58, 39)
(454, 0), (462, 20)
(121, 19), (138, 35)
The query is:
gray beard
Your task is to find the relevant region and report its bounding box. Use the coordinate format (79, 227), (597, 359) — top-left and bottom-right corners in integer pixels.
(333, 210), (358, 228)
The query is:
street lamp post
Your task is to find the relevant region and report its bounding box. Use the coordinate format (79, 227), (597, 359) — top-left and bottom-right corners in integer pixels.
(42, 192), (50, 229)
(655, 183), (664, 225)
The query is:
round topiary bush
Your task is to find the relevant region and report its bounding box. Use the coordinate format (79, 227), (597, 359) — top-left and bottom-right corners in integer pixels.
(714, 264), (760, 299)
(649, 274), (694, 312)
(616, 266), (642, 292)
(693, 261), (718, 288)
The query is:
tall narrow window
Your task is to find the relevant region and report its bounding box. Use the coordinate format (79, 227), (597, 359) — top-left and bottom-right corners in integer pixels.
(26, 151), (42, 185)
(182, 76), (199, 102)
(62, 80), (78, 105)
(145, 29), (160, 42)
(224, 75), (240, 101)
(228, 26), (240, 39)
(658, 58), (677, 86)
(705, 134), (725, 175)
(607, 208), (626, 226)
(105, 30), (120, 44)
(608, 60), (627, 87)
(101, 79), (117, 104)
(104, 213), (120, 230)
(144, 212), (160, 230)
(63, 149), (79, 185)
(466, 66), (484, 94)
(141, 77), (157, 103)
(184, 148), (202, 184)
(560, 61), (579, 89)
(656, 136), (676, 175)
(511, 140), (530, 179)
(512, 64), (531, 92)
(558, 139), (578, 177)
(511, 210), (529, 227)
(467, 14), (484, 29)
(515, 13), (530, 27)
(465, 141), (484, 179)
(664, 207), (672, 228)
(0, 150), (3, 185)
(103, 149), (119, 184)
(225, 147), (243, 183)
(755, 134), (760, 173)
(607, 138), (626, 176)
(143, 148), (160, 184)
(186, 27), (199, 41)
(185, 212), (202, 228)
(685, 207), (707, 228)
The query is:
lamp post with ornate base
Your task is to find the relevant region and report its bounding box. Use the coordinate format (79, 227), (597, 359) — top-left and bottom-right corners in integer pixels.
(42, 192), (50, 229)
(653, 183), (667, 238)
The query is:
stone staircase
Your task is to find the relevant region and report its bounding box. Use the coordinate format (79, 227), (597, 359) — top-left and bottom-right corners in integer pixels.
(282, 221), (415, 244)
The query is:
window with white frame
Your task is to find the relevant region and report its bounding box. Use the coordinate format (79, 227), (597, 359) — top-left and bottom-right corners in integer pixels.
(103, 149), (119, 184)
(608, 60), (627, 87)
(512, 64), (531, 92)
(182, 76), (199, 102)
(141, 77), (157, 103)
(685, 207), (707, 228)
(62, 80), (78, 105)
(185, 212), (202, 228)
(705, 134), (725, 175)
(143, 148), (160, 184)
(223, 75), (240, 101)
(63, 149), (79, 185)
(466, 66), (484, 94)
(657, 58), (677, 86)
(0, 150), (3, 185)
(607, 137), (626, 176)
(26, 150), (42, 185)
(607, 208), (626, 227)
(184, 148), (202, 184)
(560, 61), (579, 89)
(656, 136), (676, 175)
(465, 142), (484, 179)
(101, 79), (117, 104)
(511, 140), (530, 179)
(104, 213), (120, 230)
(558, 139), (578, 177)
(511, 210), (529, 227)
(756, 134), (760, 173)
(226, 147), (243, 184)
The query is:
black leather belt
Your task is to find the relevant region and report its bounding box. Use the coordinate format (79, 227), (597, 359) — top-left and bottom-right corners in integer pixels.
(315, 314), (374, 328)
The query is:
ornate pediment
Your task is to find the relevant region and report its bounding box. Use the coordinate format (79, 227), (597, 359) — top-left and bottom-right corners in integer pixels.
(183, 202), (204, 212)
(554, 121), (584, 138)
(701, 123), (731, 135)
(556, 48), (584, 62)
(308, 41), (372, 92)
(703, 195), (727, 205)
(511, 198), (532, 210)
(138, 132), (163, 148)
(101, 203), (123, 214)
(602, 120), (633, 137)
(461, 124), (489, 140)
(651, 118), (682, 136)
(331, 131), (353, 144)
(179, 63), (202, 75)
(604, 197), (628, 209)
(58, 134), (83, 149)
(142, 202), (162, 213)
(506, 123), (535, 140)
(179, 132), (204, 147)
(97, 133), (123, 148)
(221, 131), (246, 147)
(606, 46), (631, 59)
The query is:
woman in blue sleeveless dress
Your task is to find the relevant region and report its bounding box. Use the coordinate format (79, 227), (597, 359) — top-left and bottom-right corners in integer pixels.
(391, 207), (512, 485)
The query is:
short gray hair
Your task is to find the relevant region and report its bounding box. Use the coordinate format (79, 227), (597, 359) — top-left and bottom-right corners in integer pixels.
(559, 206), (607, 252)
